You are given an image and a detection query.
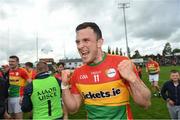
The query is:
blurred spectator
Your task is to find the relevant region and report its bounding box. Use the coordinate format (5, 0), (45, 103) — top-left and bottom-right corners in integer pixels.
(0, 75), (8, 119)
(1, 64), (9, 82)
(161, 70), (180, 119)
(136, 64), (142, 79)
(25, 62), (37, 80)
(54, 62), (68, 120)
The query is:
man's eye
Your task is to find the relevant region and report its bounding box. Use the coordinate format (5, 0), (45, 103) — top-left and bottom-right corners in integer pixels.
(75, 40), (80, 44)
(84, 39), (89, 42)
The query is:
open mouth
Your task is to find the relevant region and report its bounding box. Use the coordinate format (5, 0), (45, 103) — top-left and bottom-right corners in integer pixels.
(81, 52), (89, 58)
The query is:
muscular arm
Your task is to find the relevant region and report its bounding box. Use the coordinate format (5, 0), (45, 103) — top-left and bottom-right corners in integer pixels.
(128, 77), (151, 108)
(118, 60), (151, 108)
(62, 89), (82, 113)
(61, 70), (82, 113)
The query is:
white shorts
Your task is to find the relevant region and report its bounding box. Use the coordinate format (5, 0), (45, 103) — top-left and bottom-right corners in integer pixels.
(8, 97), (22, 113)
(149, 74), (159, 82)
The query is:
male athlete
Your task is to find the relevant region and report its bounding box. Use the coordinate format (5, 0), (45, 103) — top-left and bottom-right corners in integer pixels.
(8, 55), (30, 119)
(24, 62), (36, 80)
(54, 62), (68, 120)
(146, 57), (161, 97)
(61, 22), (151, 119)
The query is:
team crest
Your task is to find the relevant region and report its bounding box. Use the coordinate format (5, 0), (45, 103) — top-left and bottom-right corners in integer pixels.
(106, 68), (116, 78)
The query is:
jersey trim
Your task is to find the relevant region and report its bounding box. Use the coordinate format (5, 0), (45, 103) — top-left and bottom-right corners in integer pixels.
(88, 52), (106, 66)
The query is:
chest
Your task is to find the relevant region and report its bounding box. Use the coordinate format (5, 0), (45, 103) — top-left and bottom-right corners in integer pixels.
(76, 65), (123, 84)
(167, 84), (180, 94)
(147, 63), (156, 68)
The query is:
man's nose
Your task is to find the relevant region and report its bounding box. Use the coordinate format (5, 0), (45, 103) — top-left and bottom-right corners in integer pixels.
(77, 41), (85, 48)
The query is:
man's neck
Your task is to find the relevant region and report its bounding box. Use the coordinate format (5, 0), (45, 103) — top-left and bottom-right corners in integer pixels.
(11, 66), (18, 70)
(173, 81), (179, 86)
(27, 68), (33, 72)
(93, 50), (104, 64)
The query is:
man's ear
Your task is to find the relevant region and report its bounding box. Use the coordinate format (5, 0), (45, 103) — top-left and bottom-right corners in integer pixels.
(97, 38), (104, 48)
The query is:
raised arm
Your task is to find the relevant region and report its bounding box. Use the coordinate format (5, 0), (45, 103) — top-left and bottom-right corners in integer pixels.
(61, 70), (82, 113)
(118, 60), (151, 108)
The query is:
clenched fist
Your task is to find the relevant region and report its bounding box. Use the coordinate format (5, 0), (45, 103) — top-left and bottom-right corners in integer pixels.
(61, 70), (72, 84)
(117, 60), (138, 83)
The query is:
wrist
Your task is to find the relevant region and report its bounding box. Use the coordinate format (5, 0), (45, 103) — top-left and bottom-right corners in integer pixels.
(128, 76), (139, 83)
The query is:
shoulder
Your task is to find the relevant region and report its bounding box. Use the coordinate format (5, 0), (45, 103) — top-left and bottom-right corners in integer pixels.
(73, 64), (86, 72)
(18, 67), (28, 74)
(153, 61), (159, 65)
(106, 54), (129, 65)
(107, 54), (128, 60)
(163, 80), (171, 86)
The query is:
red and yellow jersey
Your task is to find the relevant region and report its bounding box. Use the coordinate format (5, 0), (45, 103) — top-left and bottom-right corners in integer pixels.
(9, 67), (29, 97)
(54, 73), (62, 80)
(146, 61), (159, 74)
(26, 69), (37, 80)
(70, 54), (138, 119)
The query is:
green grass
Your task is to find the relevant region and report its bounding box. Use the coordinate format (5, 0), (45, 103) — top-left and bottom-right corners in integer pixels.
(69, 65), (180, 119)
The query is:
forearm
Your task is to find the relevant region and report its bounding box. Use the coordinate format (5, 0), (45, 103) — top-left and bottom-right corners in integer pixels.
(129, 78), (151, 108)
(161, 87), (168, 100)
(62, 89), (81, 113)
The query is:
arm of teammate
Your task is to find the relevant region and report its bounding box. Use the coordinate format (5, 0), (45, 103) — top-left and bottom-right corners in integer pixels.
(61, 70), (82, 113)
(118, 60), (151, 108)
(21, 68), (32, 83)
(154, 62), (160, 73)
(155, 66), (160, 73)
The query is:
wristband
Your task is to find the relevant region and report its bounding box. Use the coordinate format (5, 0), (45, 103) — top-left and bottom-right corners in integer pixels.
(61, 83), (70, 89)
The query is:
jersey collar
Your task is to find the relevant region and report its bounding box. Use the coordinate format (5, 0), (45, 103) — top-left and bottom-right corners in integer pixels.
(88, 52), (107, 66)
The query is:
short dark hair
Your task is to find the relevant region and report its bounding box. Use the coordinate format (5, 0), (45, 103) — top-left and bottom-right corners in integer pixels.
(76, 22), (102, 40)
(9, 55), (19, 62)
(36, 61), (48, 73)
(25, 62), (33, 68)
(170, 69), (179, 74)
(57, 62), (65, 67)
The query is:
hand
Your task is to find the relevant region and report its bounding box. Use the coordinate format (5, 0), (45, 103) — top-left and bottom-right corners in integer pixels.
(19, 96), (23, 105)
(61, 70), (72, 85)
(3, 111), (11, 119)
(167, 99), (175, 106)
(118, 60), (137, 83)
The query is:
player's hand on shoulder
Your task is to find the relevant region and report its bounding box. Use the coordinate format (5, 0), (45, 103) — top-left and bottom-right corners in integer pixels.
(117, 60), (137, 83)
